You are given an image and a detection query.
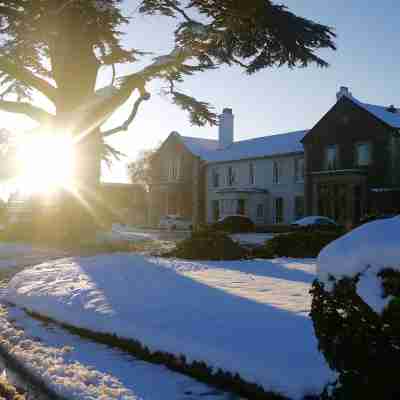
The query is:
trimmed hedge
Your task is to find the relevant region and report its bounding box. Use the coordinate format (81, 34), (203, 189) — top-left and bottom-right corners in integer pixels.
(168, 229), (248, 260)
(310, 269), (400, 400)
(254, 230), (343, 259)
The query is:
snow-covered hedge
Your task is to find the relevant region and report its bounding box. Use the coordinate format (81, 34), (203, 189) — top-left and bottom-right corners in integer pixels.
(311, 217), (400, 399)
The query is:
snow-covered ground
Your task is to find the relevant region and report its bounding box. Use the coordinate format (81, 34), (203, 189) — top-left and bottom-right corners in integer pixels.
(5, 254), (333, 399)
(0, 242), (68, 270)
(0, 304), (232, 400)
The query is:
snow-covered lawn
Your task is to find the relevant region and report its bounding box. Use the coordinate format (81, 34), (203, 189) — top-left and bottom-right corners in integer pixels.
(0, 305), (230, 400)
(0, 242), (68, 270)
(5, 255), (333, 399)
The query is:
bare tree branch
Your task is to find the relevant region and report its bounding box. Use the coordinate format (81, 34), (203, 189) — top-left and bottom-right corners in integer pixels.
(0, 100), (55, 124)
(102, 91), (150, 137)
(0, 57), (58, 104)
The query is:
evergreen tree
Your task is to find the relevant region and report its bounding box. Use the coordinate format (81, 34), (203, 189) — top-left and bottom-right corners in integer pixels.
(0, 0), (335, 236)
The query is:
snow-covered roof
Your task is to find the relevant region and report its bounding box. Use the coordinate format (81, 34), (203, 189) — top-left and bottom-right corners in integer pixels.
(180, 130), (307, 163)
(347, 96), (400, 128)
(180, 136), (219, 155)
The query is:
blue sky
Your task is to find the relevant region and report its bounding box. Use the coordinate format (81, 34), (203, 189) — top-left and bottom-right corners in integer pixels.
(3, 1), (400, 182)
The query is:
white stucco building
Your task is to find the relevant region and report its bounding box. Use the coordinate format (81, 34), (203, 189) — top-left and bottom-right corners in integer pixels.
(150, 108), (307, 226)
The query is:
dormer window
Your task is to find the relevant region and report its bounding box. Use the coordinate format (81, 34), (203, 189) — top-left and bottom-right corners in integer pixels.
(355, 142), (371, 166)
(325, 145), (338, 170)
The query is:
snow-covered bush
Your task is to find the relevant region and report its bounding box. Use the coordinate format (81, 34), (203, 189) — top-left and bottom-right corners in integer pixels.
(168, 228), (248, 260)
(310, 217), (400, 399)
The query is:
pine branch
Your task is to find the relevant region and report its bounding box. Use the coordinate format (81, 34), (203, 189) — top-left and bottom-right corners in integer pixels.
(0, 57), (58, 104)
(0, 100), (55, 124)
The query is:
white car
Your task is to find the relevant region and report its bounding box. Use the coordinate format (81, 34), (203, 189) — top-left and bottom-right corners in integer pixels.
(291, 216), (339, 227)
(159, 215), (193, 231)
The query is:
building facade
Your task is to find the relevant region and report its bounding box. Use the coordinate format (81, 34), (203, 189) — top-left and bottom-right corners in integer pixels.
(303, 87), (400, 226)
(149, 87), (400, 227)
(205, 145), (305, 224)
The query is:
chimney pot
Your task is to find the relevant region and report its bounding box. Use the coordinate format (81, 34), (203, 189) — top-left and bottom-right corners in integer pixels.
(336, 86), (352, 101)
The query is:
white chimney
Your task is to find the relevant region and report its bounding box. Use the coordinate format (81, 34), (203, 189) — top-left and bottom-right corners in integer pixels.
(219, 108), (234, 149)
(336, 86), (352, 101)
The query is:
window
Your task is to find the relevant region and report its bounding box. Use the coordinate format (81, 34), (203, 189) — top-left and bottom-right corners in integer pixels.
(249, 162), (255, 185)
(273, 161), (282, 184)
(212, 168), (220, 187)
(256, 204), (264, 218)
(355, 142), (371, 166)
(168, 159), (180, 180)
(212, 200), (220, 221)
(326, 145), (338, 170)
(295, 196), (305, 219)
(295, 158), (304, 182)
(221, 199), (236, 215)
(275, 197), (284, 223)
(227, 166), (236, 186)
(237, 199), (246, 215)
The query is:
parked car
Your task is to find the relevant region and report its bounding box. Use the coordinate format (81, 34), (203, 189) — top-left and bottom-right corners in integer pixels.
(291, 216), (340, 229)
(159, 215), (193, 230)
(211, 215), (255, 234)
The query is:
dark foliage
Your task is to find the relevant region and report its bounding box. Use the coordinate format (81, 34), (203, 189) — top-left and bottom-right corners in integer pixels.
(255, 230), (343, 259)
(211, 215), (255, 234)
(168, 228), (248, 260)
(310, 269), (400, 399)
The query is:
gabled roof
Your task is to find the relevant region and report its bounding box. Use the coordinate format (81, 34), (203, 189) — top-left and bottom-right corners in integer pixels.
(179, 130), (307, 164)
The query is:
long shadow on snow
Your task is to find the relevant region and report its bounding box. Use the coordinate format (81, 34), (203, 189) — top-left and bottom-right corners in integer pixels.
(51, 254), (329, 398)
(158, 257), (316, 284)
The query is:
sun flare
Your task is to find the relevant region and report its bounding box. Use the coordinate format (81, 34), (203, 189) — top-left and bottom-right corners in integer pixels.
(16, 132), (76, 195)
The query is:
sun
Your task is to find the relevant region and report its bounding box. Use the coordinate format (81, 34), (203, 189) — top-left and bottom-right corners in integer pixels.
(16, 132), (76, 195)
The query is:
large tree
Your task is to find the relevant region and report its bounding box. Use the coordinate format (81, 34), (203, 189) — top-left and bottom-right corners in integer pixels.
(0, 0), (335, 233)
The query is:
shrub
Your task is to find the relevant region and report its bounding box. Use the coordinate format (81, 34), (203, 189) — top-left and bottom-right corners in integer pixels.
(168, 228), (248, 260)
(311, 269), (400, 400)
(255, 230), (343, 259)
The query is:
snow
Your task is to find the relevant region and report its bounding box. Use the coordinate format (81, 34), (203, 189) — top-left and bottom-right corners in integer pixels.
(180, 131), (307, 163)
(97, 225), (157, 244)
(0, 242), (68, 270)
(0, 305), (229, 400)
(230, 233), (273, 246)
(317, 216), (400, 312)
(5, 254), (333, 399)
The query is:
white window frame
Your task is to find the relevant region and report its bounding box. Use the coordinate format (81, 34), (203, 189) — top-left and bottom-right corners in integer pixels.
(227, 166), (236, 186)
(355, 141), (371, 167)
(326, 145), (338, 170)
(273, 160), (282, 184)
(295, 157), (304, 183)
(212, 168), (220, 188)
(249, 162), (255, 185)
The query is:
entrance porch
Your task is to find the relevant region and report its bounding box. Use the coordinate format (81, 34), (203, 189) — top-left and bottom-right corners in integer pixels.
(310, 170), (368, 226)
